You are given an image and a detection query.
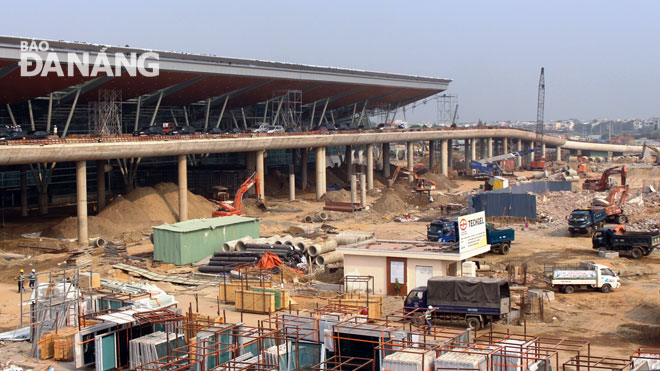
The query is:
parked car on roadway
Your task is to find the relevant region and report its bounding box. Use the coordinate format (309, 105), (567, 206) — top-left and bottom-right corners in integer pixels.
(266, 125), (284, 134)
(168, 125), (196, 135)
(133, 125), (164, 136)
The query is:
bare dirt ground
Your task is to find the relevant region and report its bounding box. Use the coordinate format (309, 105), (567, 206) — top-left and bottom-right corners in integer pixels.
(1, 161), (660, 365)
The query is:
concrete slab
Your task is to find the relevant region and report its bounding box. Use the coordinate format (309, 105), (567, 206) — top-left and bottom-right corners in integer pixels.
(598, 250), (619, 259)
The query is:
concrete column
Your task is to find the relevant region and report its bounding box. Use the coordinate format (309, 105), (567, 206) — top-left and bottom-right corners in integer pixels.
(301, 148), (308, 192)
(366, 144), (374, 190)
(429, 140), (435, 170)
(406, 142), (414, 182)
(76, 161), (88, 246)
(440, 140), (449, 177)
(480, 139), (486, 159)
(464, 139), (471, 169)
(447, 139), (453, 170)
(38, 189), (48, 215)
(96, 160), (105, 210)
(556, 146), (562, 161)
(541, 143), (546, 158)
(345, 145), (353, 181)
(470, 139), (477, 163)
(20, 166), (28, 217)
(256, 150), (265, 201)
(529, 142), (535, 162)
(487, 137), (493, 158)
(383, 143), (391, 178)
(288, 164), (295, 201)
(516, 139), (523, 168)
(177, 155), (188, 221)
(316, 147), (326, 200)
(350, 174), (357, 204)
(503, 138), (508, 154)
(359, 173), (367, 207)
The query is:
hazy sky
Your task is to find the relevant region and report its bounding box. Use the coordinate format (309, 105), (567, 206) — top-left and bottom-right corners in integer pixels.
(3, 1), (659, 123)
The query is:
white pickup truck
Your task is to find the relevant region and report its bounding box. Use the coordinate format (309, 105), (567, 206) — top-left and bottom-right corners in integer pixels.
(544, 262), (620, 294)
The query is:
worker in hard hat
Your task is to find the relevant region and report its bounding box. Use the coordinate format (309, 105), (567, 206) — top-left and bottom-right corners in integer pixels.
(15, 269), (25, 293)
(28, 269), (36, 290)
(424, 305), (433, 333)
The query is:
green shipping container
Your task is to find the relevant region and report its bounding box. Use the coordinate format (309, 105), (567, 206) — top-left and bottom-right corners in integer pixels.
(152, 216), (259, 265)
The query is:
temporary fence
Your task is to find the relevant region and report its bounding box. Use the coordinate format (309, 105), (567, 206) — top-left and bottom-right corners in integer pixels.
(470, 193), (537, 219)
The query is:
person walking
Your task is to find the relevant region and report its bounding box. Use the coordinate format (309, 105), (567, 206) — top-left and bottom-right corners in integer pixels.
(15, 269), (25, 293)
(28, 269), (36, 290)
(424, 306), (433, 333)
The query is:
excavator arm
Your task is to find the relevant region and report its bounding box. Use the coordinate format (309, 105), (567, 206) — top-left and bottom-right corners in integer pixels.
(212, 172), (263, 217)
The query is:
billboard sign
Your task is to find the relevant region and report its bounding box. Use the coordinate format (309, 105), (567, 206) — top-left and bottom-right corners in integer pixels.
(458, 211), (487, 254)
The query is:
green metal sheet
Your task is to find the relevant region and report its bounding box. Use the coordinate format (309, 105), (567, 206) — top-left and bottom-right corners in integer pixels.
(153, 216), (259, 265)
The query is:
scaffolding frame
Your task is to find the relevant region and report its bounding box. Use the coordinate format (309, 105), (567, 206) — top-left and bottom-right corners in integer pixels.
(22, 265), (94, 358)
(562, 355), (632, 371)
(311, 356), (374, 370)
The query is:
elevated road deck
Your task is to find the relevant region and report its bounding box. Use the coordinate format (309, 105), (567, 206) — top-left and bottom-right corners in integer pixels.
(0, 127), (642, 166)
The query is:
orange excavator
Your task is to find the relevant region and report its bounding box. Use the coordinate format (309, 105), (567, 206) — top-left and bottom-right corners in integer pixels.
(601, 185), (629, 224)
(389, 166), (436, 194)
(212, 172), (265, 217)
(582, 165), (627, 192)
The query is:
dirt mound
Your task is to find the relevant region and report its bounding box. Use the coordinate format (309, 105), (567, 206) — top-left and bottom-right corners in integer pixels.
(424, 172), (457, 189)
(617, 323), (660, 345)
(43, 183), (218, 240)
(371, 190), (406, 213)
(625, 302), (660, 325)
(321, 189), (351, 202)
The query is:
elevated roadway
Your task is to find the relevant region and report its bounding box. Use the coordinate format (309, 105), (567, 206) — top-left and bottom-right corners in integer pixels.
(0, 127), (642, 165)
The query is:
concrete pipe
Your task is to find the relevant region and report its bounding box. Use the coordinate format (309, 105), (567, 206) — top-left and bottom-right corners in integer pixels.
(303, 215), (314, 223)
(92, 238), (107, 249)
(315, 251), (343, 265)
(293, 239), (307, 251)
(316, 211), (329, 221)
(223, 237), (252, 252)
(308, 240), (337, 256)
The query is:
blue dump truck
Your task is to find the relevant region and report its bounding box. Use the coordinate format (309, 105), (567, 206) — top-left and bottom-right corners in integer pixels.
(404, 276), (510, 330)
(568, 208), (606, 237)
(427, 218), (515, 254)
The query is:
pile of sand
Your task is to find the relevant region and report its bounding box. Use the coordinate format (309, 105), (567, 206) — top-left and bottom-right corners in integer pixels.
(321, 189), (351, 202)
(44, 183), (218, 240)
(423, 172), (457, 189)
(371, 190), (406, 213)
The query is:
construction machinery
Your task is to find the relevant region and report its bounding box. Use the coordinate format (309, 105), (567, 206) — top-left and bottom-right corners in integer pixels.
(470, 149), (537, 178)
(641, 142), (660, 164)
(599, 185), (629, 224)
(582, 165), (627, 191)
(529, 154), (546, 170)
(212, 172), (265, 217)
(389, 166), (436, 194)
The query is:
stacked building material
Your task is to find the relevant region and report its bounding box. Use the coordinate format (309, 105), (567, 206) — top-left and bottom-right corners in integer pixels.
(198, 244), (305, 273)
(129, 332), (184, 370)
(382, 349), (435, 371)
(66, 251), (92, 267)
(103, 242), (127, 263)
(435, 352), (488, 371)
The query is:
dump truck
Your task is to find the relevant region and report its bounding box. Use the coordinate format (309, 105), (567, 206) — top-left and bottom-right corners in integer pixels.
(592, 227), (660, 258)
(404, 276), (510, 330)
(544, 262), (620, 294)
(427, 218), (514, 254)
(568, 208), (606, 237)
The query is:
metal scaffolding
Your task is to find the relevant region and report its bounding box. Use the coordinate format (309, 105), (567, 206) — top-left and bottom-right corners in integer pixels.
(89, 89), (123, 135)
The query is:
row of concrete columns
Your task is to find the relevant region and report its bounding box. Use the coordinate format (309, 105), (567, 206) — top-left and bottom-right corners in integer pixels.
(70, 138), (566, 245)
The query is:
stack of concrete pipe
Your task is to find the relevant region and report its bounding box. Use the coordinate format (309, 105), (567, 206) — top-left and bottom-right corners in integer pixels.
(302, 211), (329, 223)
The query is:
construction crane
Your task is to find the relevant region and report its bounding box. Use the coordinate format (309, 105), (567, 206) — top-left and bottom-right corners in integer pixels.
(536, 67), (545, 146)
(212, 172), (265, 217)
(388, 166), (436, 194)
(582, 165), (627, 192)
